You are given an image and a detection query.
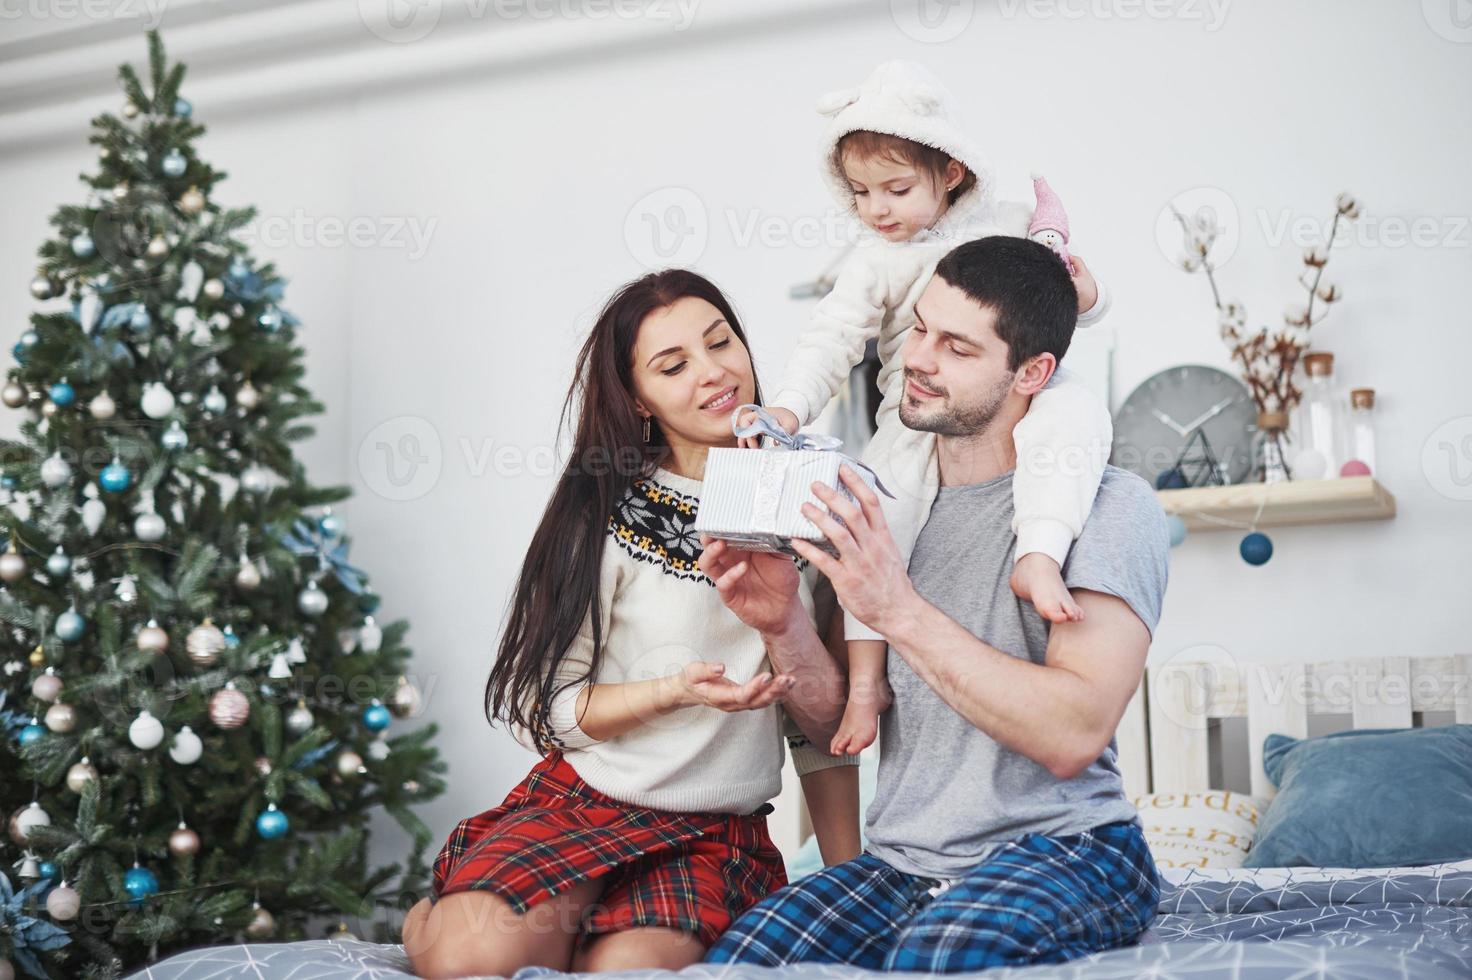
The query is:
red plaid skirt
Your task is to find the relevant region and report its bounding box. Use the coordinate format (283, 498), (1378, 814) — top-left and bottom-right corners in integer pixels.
(431, 752), (787, 948)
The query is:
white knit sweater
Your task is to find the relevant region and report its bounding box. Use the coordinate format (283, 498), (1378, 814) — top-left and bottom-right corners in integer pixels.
(508, 465), (855, 815)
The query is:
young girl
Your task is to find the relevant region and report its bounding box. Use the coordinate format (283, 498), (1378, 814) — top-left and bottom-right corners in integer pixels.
(402, 270), (858, 978)
(738, 60), (1115, 758)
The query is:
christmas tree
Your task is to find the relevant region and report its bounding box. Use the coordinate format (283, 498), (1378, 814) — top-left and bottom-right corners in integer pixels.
(0, 31), (444, 979)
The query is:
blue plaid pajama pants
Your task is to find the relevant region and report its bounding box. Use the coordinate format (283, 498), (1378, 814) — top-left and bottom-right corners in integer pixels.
(705, 819), (1159, 973)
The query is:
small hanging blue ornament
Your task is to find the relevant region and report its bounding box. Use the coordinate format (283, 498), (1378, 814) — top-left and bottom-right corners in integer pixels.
(1240, 531), (1273, 566)
(1165, 515), (1187, 548)
(222, 624), (241, 648)
(99, 458), (132, 493)
(129, 306), (152, 333)
(71, 231), (95, 258)
(255, 802), (289, 840)
(48, 381), (75, 407)
(37, 860), (59, 883)
(0, 474), (14, 490)
(19, 718), (45, 746)
(362, 699), (391, 733)
(161, 150), (187, 178)
(174, 97), (192, 118)
(358, 590), (380, 615)
(318, 509), (343, 538)
(124, 864), (159, 906)
(257, 310), (281, 332)
(55, 608), (86, 642)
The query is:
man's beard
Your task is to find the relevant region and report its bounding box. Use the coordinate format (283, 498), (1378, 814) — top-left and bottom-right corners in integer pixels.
(898, 369), (1014, 437)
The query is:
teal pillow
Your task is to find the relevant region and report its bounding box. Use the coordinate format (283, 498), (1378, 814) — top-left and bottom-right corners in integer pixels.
(1244, 725), (1472, 868)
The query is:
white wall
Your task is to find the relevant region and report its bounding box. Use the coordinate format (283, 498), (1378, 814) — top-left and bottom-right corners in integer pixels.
(3, 0), (1469, 873)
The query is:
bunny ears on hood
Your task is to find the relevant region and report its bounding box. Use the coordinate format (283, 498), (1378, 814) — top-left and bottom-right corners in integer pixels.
(816, 60), (996, 221)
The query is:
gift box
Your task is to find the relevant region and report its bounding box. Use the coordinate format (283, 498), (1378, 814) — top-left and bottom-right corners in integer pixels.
(693, 405), (891, 558)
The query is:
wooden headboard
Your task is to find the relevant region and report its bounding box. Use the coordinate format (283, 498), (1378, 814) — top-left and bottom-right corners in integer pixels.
(1129, 655), (1472, 799)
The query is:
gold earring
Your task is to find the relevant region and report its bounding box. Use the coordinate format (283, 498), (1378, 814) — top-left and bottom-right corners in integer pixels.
(642, 416), (651, 443)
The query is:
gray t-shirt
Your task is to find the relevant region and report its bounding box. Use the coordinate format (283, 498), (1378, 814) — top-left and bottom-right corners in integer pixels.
(864, 465), (1170, 879)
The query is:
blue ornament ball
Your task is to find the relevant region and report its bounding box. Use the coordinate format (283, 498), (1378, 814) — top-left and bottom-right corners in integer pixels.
(12, 341), (27, 364)
(174, 97), (192, 118)
(46, 551), (71, 578)
(161, 423), (189, 451)
(56, 610), (86, 642)
(129, 307), (152, 333)
(48, 382), (75, 407)
(357, 591), (380, 615)
(161, 150), (187, 178)
(256, 804), (290, 840)
(319, 513), (343, 538)
(19, 330), (38, 351)
(1155, 467), (1188, 490)
(19, 722), (45, 746)
(100, 461), (132, 493)
(1240, 532), (1274, 566)
(223, 625), (240, 648)
(71, 232), (95, 258)
(362, 702), (391, 733)
(2, 475), (16, 490)
(124, 865), (159, 906)
(257, 311), (281, 332)
(38, 861), (59, 883)
(1165, 514), (1188, 548)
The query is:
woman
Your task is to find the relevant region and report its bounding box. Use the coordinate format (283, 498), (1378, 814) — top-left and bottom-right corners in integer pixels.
(402, 270), (859, 978)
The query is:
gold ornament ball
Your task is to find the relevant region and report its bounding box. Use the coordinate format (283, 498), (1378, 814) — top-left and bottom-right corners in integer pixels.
(246, 905), (276, 939)
(2, 381), (27, 408)
(186, 620), (226, 667)
(335, 750), (364, 779)
(168, 824), (201, 857)
(123, 101), (139, 118)
(146, 236), (169, 260)
(179, 186), (206, 215)
(41, 400), (57, 418)
(202, 279), (225, 300)
(28, 646), (45, 668)
(137, 623), (170, 655)
(44, 702), (76, 733)
(0, 550), (27, 583)
(66, 759), (98, 793)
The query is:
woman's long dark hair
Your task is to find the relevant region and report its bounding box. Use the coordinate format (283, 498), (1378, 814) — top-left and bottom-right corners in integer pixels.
(485, 269), (763, 753)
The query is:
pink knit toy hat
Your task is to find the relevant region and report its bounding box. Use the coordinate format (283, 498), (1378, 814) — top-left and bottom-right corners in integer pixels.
(1029, 173), (1070, 239)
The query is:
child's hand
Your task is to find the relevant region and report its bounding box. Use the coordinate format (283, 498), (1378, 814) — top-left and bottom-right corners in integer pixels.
(1071, 254), (1099, 313)
(736, 406), (800, 449)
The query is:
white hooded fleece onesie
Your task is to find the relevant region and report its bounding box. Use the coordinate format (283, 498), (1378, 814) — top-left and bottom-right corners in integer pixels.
(768, 61), (1114, 644)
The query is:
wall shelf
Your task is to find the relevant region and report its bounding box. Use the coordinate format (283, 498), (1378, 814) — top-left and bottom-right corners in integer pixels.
(1157, 476), (1396, 532)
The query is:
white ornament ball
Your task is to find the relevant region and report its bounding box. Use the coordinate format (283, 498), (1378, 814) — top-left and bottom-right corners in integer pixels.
(169, 725), (203, 764)
(141, 382), (176, 419)
(134, 511), (166, 542)
(88, 390), (116, 419)
(46, 882), (81, 921)
(32, 671), (63, 702)
(235, 381), (261, 411)
(285, 702), (314, 735)
(0, 550), (25, 584)
(202, 278), (224, 300)
(336, 750), (365, 778)
(129, 709), (165, 749)
(137, 622), (170, 654)
(367, 738), (390, 762)
(235, 559), (262, 590)
(41, 453), (73, 488)
(14, 801), (51, 843)
(297, 581), (328, 617)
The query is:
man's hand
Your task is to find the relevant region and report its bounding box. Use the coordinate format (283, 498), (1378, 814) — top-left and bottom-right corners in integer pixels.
(699, 535), (804, 635)
(1072, 253), (1099, 313)
(736, 406), (799, 449)
(670, 660), (796, 713)
(788, 465), (917, 636)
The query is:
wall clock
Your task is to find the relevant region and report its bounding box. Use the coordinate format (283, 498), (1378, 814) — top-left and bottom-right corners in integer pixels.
(1112, 365), (1256, 486)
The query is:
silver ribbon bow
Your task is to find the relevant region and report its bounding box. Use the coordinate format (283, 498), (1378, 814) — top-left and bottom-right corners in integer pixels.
(731, 404), (893, 499)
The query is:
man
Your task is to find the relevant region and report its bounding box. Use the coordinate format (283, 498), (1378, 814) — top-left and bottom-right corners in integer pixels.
(697, 235), (1170, 973)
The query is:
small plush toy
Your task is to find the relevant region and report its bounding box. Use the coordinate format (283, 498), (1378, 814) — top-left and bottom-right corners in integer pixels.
(1029, 173), (1074, 275)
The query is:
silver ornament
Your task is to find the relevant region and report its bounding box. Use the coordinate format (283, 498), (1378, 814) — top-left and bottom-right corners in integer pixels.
(137, 621), (170, 654)
(235, 381), (261, 411)
(40, 453), (73, 488)
(44, 702), (76, 733)
(246, 904), (276, 939)
(202, 278), (224, 300)
(66, 758), (98, 793)
(2, 381), (27, 408)
(285, 701), (314, 735)
(203, 386), (227, 414)
(29, 274), (58, 301)
(235, 557), (262, 590)
(0, 545), (27, 583)
(297, 580), (328, 617)
(134, 511), (166, 542)
(46, 547), (71, 578)
(186, 619), (225, 667)
(335, 750), (365, 778)
(168, 822), (201, 856)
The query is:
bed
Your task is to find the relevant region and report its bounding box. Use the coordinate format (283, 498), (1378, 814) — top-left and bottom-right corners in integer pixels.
(128, 655), (1472, 978)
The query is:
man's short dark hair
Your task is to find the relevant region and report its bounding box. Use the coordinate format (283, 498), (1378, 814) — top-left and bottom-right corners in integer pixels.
(932, 236), (1078, 371)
